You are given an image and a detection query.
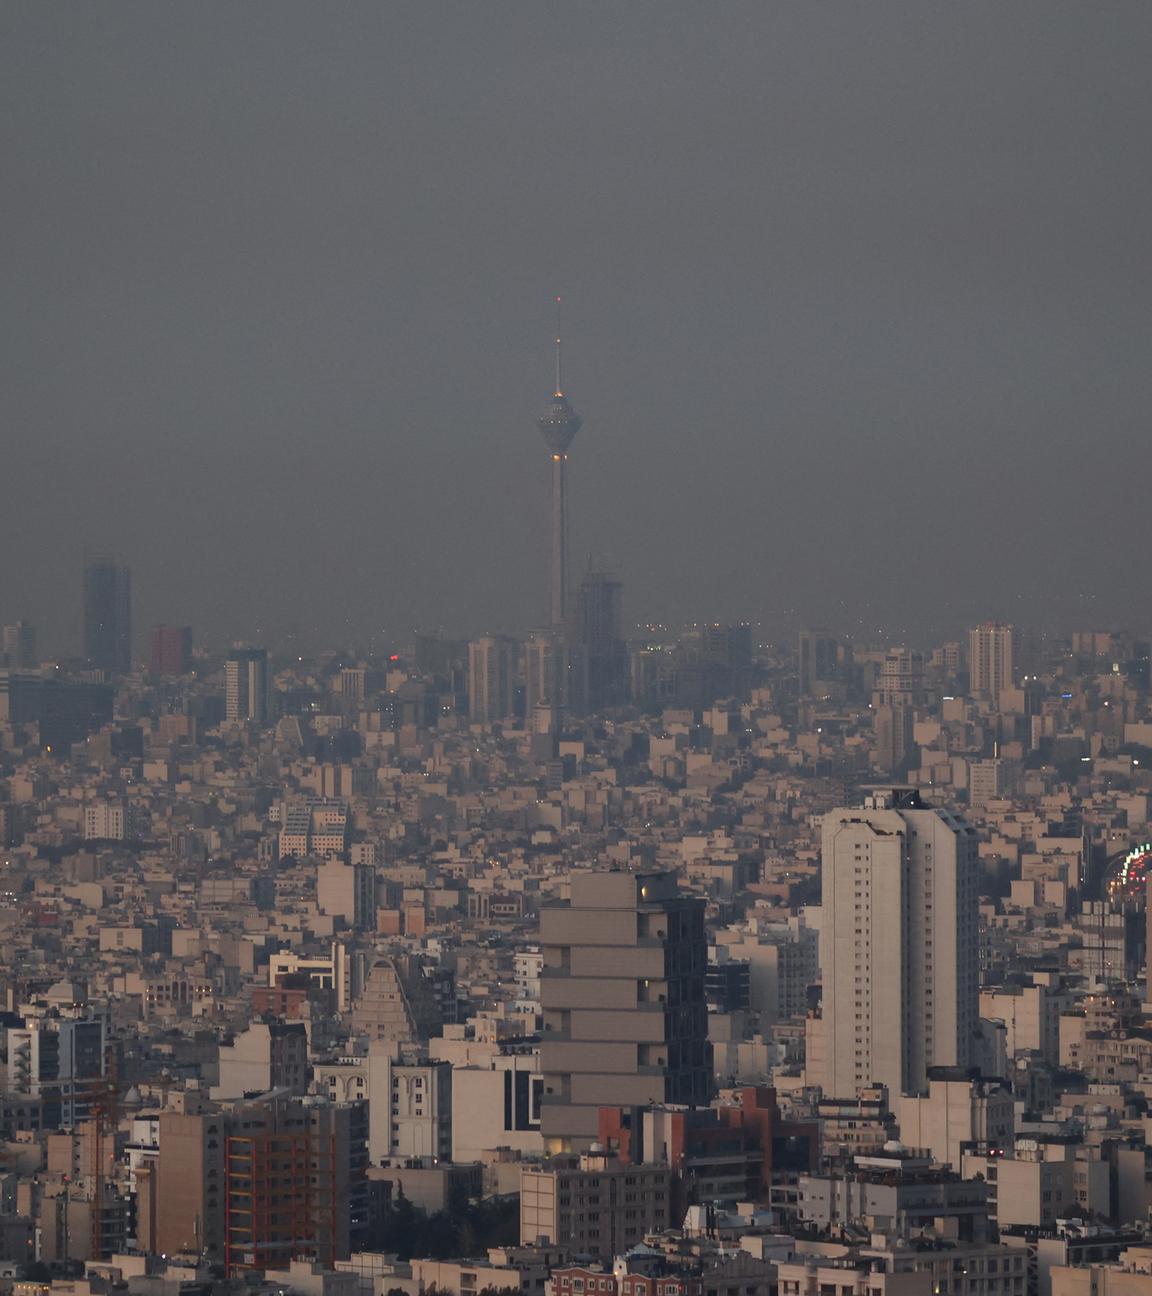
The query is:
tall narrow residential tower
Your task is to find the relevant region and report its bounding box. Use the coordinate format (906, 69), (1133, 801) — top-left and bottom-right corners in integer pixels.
(536, 299), (582, 629)
(225, 647), (269, 725)
(969, 622), (1014, 699)
(815, 787), (979, 1099)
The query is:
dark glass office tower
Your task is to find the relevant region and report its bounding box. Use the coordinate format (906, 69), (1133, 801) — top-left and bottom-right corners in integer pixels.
(83, 560), (132, 673)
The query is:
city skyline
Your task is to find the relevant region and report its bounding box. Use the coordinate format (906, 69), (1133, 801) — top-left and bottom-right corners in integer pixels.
(3, 5), (1152, 651)
(8, 5), (1152, 1290)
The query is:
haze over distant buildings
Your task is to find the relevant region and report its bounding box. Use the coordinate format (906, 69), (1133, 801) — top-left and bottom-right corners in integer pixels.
(3, 4), (1152, 652)
(5, 10), (1152, 1293)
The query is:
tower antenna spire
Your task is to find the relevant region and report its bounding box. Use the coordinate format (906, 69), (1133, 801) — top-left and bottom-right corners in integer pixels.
(554, 294), (563, 397)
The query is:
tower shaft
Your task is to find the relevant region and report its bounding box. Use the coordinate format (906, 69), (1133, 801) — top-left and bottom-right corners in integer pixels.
(551, 453), (567, 629)
(536, 297), (580, 643)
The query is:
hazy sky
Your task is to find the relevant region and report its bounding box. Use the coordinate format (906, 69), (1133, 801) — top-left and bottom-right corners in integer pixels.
(3, 3), (1151, 655)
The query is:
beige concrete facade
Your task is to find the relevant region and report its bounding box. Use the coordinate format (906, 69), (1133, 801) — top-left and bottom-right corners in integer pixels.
(519, 1153), (673, 1261)
(540, 870), (711, 1150)
(894, 1073), (1014, 1169)
(817, 791), (978, 1100)
(1052, 1249), (1152, 1296)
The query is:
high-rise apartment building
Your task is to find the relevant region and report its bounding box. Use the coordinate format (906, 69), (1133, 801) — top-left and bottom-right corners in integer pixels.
(2, 620), (37, 669)
(150, 624), (192, 676)
(524, 629), (568, 734)
(868, 649), (923, 777)
(540, 870), (712, 1151)
(969, 622), (1014, 699)
(225, 647), (269, 724)
(468, 635), (516, 723)
(83, 560), (131, 674)
(871, 647), (924, 707)
(816, 788), (979, 1100)
(572, 567), (628, 713)
(872, 702), (915, 775)
(798, 628), (840, 696)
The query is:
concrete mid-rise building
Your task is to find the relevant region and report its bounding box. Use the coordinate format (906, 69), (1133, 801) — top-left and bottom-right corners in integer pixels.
(519, 1151), (673, 1260)
(218, 1093), (367, 1276)
(212, 1021), (310, 1100)
(962, 1140), (1110, 1230)
(450, 1050), (543, 1163)
(980, 971), (1071, 1066)
(83, 800), (134, 842)
(893, 1068), (1014, 1170)
(599, 1085), (816, 1206)
(6, 1016), (106, 1129)
(1009, 1230), (1150, 1296)
(316, 858), (375, 930)
(969, 757), (1019, 809)
(714, 913), (818, 1027)
(540, 869), (712, 1151)
(778, 1239), (1026, 1296)
(350, 955), (445, 1045)
(786, 1146), (991, 1242)
(279, 800), (349, 861)
(153, 1109), (227, 1262)
(314, 1044), (452, 1164)
(268, 943), (353, 1012)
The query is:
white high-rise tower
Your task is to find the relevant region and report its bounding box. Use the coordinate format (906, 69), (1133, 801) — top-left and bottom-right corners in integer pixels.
(225, 647), (269, 724)
(968, 622), (1014, 698)
(816, 787), (979, 1099)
